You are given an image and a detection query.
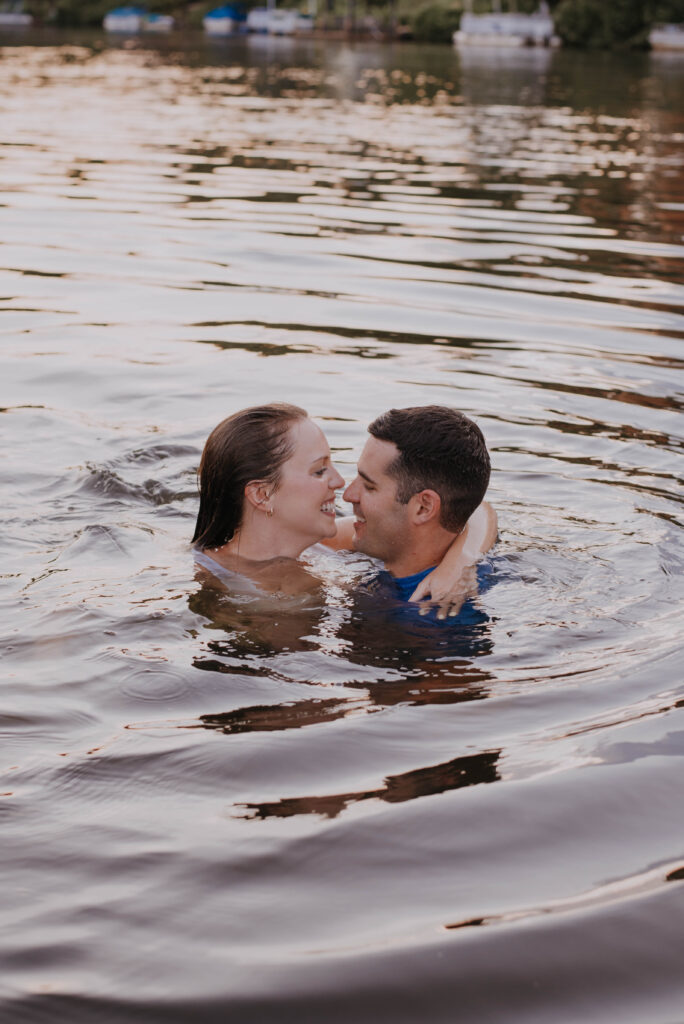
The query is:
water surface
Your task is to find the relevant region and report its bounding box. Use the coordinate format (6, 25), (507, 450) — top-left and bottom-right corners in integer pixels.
(1, 31), (684, 1023)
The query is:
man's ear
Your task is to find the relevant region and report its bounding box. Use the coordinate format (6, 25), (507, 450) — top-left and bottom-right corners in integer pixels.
(409, 489), (442, 525)
(244, 479), (272, 513)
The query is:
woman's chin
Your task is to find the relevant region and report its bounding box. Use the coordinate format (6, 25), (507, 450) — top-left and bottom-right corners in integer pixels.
(308, 518), (336, 544)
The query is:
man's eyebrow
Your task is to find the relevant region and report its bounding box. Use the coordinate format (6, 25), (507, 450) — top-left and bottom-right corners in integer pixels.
(358, 467), (376, 485)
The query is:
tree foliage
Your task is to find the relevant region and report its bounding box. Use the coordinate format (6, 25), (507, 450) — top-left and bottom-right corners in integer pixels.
(647, 0), (684, 18)
(553, 0), (651, 47)
(409, 3), (460, 42)
(24, 1), (209, 26)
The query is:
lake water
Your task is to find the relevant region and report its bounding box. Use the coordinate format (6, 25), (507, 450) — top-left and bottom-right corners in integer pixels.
(1, 30), (683, 1023)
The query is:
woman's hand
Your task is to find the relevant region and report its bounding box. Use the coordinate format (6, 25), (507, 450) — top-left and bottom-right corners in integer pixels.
(409, 564), (476, 620)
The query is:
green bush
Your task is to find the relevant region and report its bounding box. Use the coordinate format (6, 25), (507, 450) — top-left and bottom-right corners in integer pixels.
(649, 0), (684, 19)
(553, 0), (602, 45)
(410, 3), (461, 43)
(554, 0), (649, 47)
(27, 0), (192, 27)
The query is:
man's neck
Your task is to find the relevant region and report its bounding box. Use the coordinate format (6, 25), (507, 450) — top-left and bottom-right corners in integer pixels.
(384, 530), (460, 579)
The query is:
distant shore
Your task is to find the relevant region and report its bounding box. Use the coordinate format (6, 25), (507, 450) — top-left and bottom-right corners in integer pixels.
(7, 1), (684, 50)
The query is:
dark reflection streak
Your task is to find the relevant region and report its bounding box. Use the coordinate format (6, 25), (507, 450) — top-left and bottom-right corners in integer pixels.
(518, 379), (682, 414)
(0, 404), (47, 413)
(488, 414), (683, 453)
(197, 697), (369, 735)
(192, 657), (267, 678)
(4, 267), (68, 278)
(192, 338), (393, 360)
(0, 307), (71, 314)
(446, 861), (684, 931)
(538, 453), (681, 485)
(192, 665), (488, 739)
(345, 668), (489, 709)
(640, 506), (683, 526)
(563, 700), (684, 743)
(188, 319), (508, 351)
(239, 750), (500, 821)
(198, 282), (344, 301)
(312, 252), (684, 317)
(582, 476), (683, 505)
(461, 368), (684, 414)
(631, 354), (684, 370)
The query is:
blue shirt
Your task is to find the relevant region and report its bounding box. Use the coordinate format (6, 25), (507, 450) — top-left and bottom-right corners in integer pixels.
(391, 565), (436, 601)
(382, 560), (497, 611)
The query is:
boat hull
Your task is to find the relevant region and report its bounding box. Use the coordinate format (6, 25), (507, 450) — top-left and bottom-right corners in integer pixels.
(650, 25), (684, 50)
(0, 12), (33, 25)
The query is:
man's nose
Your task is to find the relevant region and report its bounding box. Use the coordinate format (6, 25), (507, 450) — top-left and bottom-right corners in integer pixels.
(343, 477), (360, 504)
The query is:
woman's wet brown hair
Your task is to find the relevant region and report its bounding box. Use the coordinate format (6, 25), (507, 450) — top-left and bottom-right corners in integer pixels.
(192, 402), (307, 550)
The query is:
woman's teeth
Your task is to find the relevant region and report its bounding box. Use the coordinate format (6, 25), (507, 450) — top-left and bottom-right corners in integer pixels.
(321, 501), (335, 514)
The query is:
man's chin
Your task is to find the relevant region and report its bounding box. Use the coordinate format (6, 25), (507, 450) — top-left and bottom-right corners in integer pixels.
(353, 534), (380, 559)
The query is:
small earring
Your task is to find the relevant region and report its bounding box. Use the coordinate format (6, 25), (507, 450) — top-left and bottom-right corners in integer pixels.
(266, 507), (274, 518)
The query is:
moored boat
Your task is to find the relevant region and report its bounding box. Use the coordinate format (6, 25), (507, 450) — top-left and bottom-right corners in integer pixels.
(0, 1), (32, 26)
(454, 6), (558, 48)
(203, 5), (247, 35)
(649, 23), (684, 50)
(246, 6), (271, 32)
(103, 6), (146, 32)
(143, 12), (174, 32)
(266, 8), (299, 35)
(246, 6), (312, 34)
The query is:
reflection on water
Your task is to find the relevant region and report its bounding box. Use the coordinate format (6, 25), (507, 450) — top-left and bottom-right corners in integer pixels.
(241, 749), (501, 819)
(1, 29), (684, 1024)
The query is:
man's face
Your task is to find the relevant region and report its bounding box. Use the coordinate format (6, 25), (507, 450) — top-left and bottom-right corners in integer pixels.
(343, 436), (412, 565)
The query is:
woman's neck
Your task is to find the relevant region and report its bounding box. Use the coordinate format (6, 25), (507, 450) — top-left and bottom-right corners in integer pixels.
(211, 518), (308, 564)
(202, 531), (321, 596)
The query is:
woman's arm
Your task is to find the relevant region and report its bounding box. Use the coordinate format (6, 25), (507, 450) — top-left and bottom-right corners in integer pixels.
(409, 501), (498, 612)
(320, 516), (356, 552)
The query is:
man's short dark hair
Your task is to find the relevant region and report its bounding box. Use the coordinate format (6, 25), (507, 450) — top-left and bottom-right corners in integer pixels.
(368, 406), (491, 533)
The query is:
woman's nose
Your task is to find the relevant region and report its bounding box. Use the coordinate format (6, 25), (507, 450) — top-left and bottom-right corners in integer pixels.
(331, 468), (345, 489)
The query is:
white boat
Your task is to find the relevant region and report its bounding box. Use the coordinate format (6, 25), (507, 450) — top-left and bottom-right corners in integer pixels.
(650, 23), (684, 50)
(266, 8), (299, 34)
(454, 6), (558, 48)
(246, 6), (271, 32)
(103, 6), (146, 32)
(203, 5), (246, 35)
(247, 7), (311, 33)
(0, 2), (32, 26)
(143, 13), (174, 32)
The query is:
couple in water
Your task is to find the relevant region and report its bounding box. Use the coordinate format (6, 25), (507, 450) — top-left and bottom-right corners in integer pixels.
(192, 402), (497, 614)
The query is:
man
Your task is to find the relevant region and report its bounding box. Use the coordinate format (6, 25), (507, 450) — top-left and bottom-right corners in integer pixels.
(333, 406), (497, 606)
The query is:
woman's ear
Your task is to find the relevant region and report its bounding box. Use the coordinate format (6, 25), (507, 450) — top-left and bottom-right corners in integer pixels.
(244, 479), (273, 514)
(409, 489), (441, 525)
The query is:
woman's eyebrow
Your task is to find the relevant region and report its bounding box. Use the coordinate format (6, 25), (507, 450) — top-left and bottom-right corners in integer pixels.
(309, 453), (329, 466)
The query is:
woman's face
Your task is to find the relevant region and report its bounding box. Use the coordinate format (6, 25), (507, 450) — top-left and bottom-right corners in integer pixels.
(271, 418), (344, 548)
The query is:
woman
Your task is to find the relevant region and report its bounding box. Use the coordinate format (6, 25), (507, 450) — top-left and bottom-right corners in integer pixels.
(193, 403), (345, 596)
(192, 402), (490, 604)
